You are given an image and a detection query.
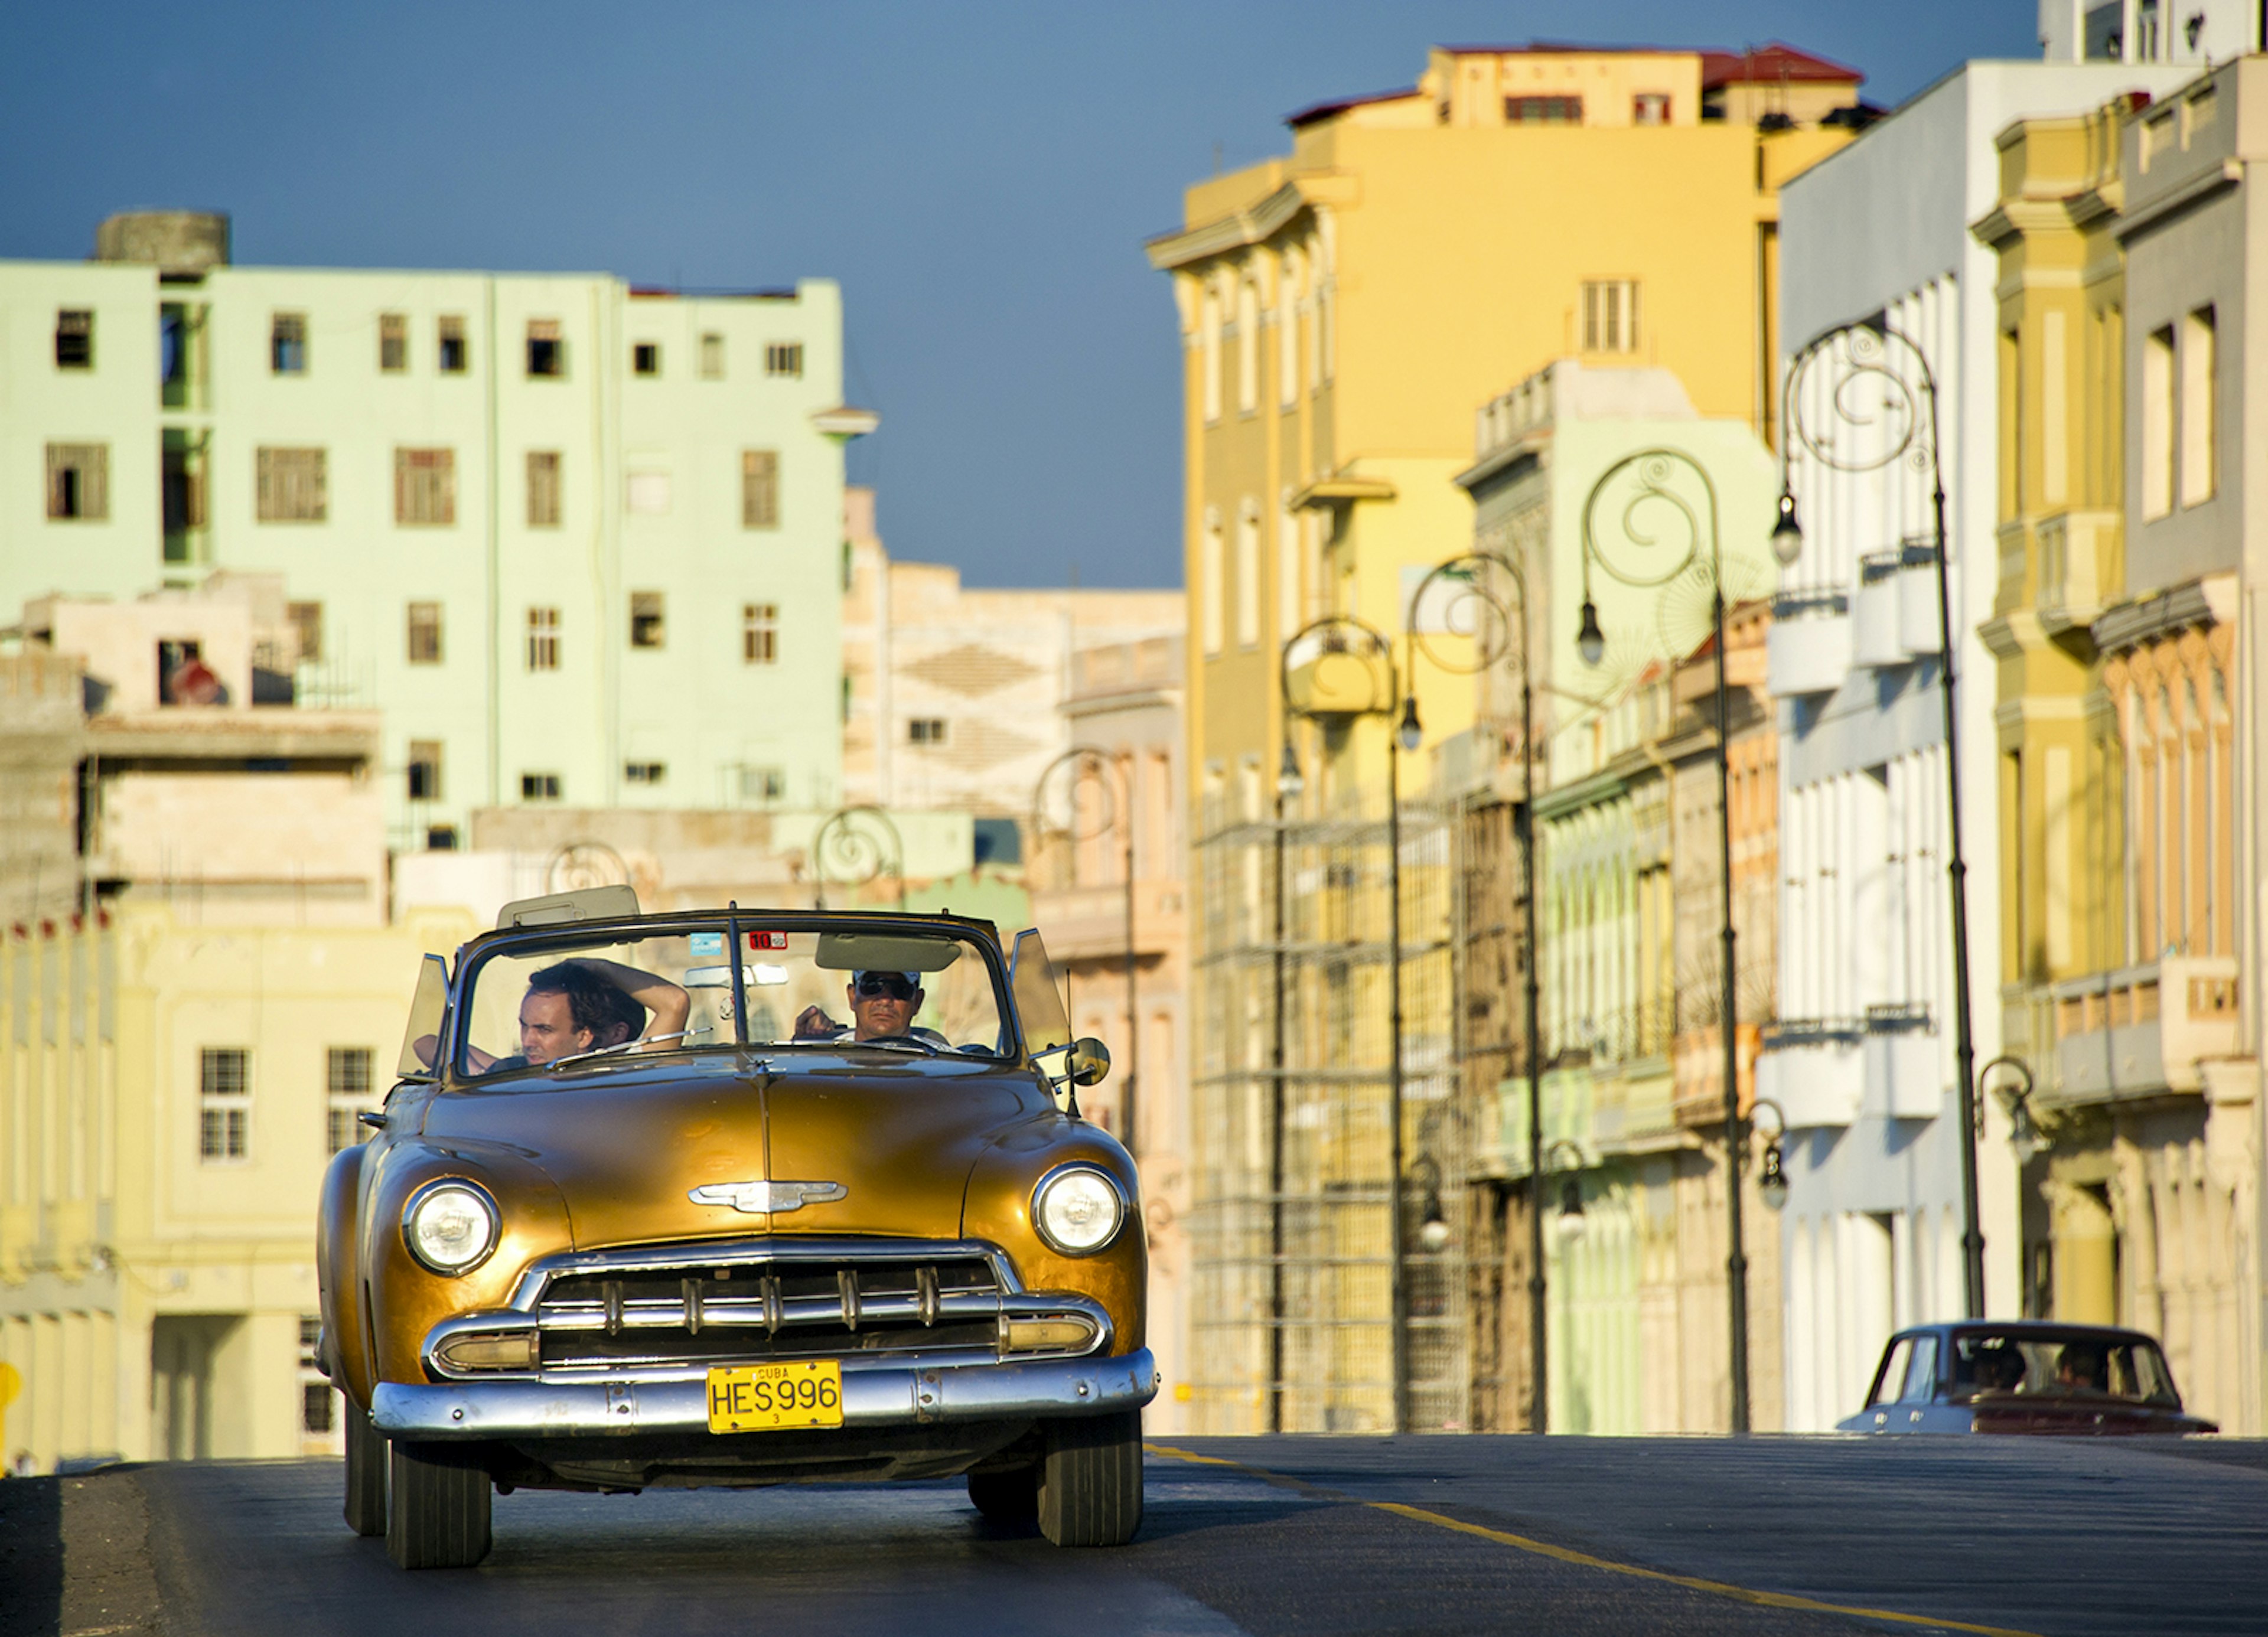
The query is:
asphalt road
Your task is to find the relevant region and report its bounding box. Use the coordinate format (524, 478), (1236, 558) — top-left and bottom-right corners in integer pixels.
(8, 1434), (2268, 1636)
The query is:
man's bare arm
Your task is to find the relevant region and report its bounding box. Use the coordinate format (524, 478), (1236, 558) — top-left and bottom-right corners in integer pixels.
(567, 958), (692, 1042)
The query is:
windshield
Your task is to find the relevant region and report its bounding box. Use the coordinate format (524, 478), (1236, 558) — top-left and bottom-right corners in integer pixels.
(451, 921), (1013, 1078)
(1944, 1330), (2181, 1408)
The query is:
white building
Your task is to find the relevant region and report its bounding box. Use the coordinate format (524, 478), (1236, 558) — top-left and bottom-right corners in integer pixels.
(0, 211), (872, 847)
(1765, 55), (2218, 1430)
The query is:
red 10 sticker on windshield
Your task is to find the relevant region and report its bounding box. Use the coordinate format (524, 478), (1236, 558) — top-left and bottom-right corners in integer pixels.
(748, 931), (788, 950)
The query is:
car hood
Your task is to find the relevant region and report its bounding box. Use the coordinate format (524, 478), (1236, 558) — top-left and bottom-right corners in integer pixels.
(418, 1049), (1052, 1249)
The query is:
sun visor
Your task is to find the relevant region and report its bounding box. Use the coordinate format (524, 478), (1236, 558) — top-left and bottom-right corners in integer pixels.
(813, 932), (963, 973)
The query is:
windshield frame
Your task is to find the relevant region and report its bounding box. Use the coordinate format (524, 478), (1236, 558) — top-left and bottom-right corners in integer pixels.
(1940, 1324), (2182, 1409)
(442, 910), (1021, 1084)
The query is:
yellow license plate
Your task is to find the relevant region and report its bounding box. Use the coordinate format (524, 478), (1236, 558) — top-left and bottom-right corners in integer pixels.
(706, 1359), (843, 1433)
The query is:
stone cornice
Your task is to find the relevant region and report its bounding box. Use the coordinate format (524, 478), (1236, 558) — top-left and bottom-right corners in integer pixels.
(1148, 180), (1317, 270)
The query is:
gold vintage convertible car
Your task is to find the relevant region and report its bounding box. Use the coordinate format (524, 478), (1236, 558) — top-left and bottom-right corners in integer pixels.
(317, 891), (1152, 1568)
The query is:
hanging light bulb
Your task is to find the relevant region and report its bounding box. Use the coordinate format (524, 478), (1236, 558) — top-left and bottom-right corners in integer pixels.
(1758, 1140), (1790, 1212)
(1575, 599), (1606, 667)
(1279, 741), (1304, 800)
(1397, 694), (1423, 754)
(1556, 1175), (1586, 1241)
(1771, 490), (1804, 567)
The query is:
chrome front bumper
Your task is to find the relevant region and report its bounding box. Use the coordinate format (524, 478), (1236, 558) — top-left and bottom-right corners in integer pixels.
(372, 1348), (1158, 1440)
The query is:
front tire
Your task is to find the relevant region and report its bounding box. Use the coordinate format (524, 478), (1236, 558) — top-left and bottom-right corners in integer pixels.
(386, 1441), (493, 1569)
(1037, 1410), (1142, 1547)
(343, 1399), (387, 1537)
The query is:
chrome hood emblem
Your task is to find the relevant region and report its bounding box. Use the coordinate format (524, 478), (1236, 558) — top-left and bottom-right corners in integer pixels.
(687, 1179), (848, 1215)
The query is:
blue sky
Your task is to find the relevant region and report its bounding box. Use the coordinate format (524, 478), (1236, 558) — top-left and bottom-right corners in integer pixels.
(5, 2), (2038, 586)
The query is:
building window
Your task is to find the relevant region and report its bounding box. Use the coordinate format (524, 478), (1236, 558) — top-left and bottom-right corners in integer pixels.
(624, 761), (666, 785)
(200, 1047), (249, 1162)
(630, 591), (665, 649)
(1278, 257), (1299, 407)
(406, 739), (442, 801)
(632, 341), (660, 376)
(1507, 94), (1583, 123)
(526, 318), (563, 378)
(1201, 512), (1224, 656)
(526, 606), (561, 671)
(288, 601), (324, 664)
(520, 772), (562, 802)
(2142, 324), (2175, 520)
(325, 1047), (373, 1155)
(907, 718), (948, 745)
(395, 448), (456, 526)
(1236, 276), (1259, 415)
(299, 1318), (334, 1422)
(742, 450), (780, 528)
(765, 341), (803, 377)
(700, 332), (725, 379)
(2181, 306), (2215, 507)
(526, 450), (562, 527)
(1581, 280), (1641, 354)
(379, 313), (408, 373)
(406, 602), (444, 664)
(437, 315), (468, 373)
(738, 765), (787, 804)
(742, 602), (778, 664)
(626, 470), (672, 515)
(1235, 501), (1260, 648)
(1200, 284), (1222, 424)
(271, 312), (308, 374)
(256, 446), (328, 522)
(1632, 93), (1671, 125)
(54, 309), (93, 369)
(45, 443), (109, 521)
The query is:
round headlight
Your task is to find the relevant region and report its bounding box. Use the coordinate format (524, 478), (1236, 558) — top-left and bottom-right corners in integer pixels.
(403, 1181), (500, 1275)
(1032, 1165), (1126, 1256)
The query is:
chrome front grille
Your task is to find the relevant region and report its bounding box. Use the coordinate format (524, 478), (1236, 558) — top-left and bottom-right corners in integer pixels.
(536, 1252), (1005, 1369)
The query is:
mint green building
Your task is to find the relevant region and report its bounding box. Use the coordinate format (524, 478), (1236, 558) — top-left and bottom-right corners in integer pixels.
(1, 212), (869, 844)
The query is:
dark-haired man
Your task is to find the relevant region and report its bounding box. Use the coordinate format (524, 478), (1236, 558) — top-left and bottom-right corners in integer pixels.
(476, 958), (689, 1072)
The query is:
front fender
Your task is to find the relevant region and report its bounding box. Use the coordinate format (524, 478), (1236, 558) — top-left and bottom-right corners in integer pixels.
(961, 1114), (1146, 1355)
(316, 1142), (374, 1406)
(363, 1137), (574, 1385)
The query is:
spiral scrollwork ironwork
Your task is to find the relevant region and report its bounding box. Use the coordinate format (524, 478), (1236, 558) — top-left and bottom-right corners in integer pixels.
(1783, 319), (1937, 481)
(546, 840), (630, 895)
(1278, 614), (1397, 721)
(1581, 449), (1713, 593)
(810, 806), (904, 911)
(1406, 552), (1526, 680)
(1030, 746), (1124, 847)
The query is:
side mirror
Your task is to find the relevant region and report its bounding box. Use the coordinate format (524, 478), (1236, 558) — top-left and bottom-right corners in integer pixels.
(1069, 1037), (1111, 1088)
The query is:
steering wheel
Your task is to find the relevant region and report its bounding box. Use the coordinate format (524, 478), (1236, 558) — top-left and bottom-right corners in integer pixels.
(856, 1031), (944, 1056)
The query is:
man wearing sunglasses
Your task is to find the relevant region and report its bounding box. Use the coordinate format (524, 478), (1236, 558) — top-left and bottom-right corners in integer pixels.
(792, 969), (947, 1046)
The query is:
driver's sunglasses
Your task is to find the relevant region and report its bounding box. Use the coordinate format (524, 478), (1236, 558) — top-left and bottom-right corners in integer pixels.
(855, 974), (917, 1001)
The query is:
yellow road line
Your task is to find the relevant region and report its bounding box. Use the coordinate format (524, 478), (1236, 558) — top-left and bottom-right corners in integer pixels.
(1145, 1443), (2044, 1637)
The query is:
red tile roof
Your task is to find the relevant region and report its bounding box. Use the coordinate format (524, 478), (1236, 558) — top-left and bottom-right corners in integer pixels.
(1700, 43), (1865, 89)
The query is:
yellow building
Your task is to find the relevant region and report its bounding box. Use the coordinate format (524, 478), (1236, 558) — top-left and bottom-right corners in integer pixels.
(0, 902), (474, 1470)
(1975, 69), (2261, 1433)
(1149, 41), (1857, 1433)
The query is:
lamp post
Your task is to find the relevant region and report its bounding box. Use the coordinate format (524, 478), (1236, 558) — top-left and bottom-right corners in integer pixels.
(1032, 746), (1139, 1159)
(1269, 739), (1304, 1433)
(1400, 552), (1549, 1433)
(1776, 315), (1986, 1320)
(1980, 1055), (2047, 1167)
(811, 805), (905, 911)
(1576, 448), (1753, 1433)
(1279, 615), (1411, 1433)
(1751, 1097), (1790, 1214)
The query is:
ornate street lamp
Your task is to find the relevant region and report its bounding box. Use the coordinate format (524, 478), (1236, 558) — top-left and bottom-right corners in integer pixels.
(1752, 1097), (1790, 1214)
(1400, 551), (1549, 1433)
(1278, 614), (1412, 1433)
(1777, 314), (1987, 1320)
(1031, 746), (1139, 1159)
(1980, 1055), (2047, 1167)
(1268, 739), (1304, 1432)
(811, 805), (905, 912)
(1576, 447), (1755, 1433)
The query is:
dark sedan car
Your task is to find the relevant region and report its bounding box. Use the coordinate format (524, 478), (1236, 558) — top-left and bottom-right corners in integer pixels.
(1839, 1321), (2217, 1436)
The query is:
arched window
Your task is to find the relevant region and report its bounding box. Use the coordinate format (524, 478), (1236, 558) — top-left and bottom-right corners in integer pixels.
(1236, 498), (1262, 649)
(1236, 275), (1259, 415)
(1201, 507), (1224, 656)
